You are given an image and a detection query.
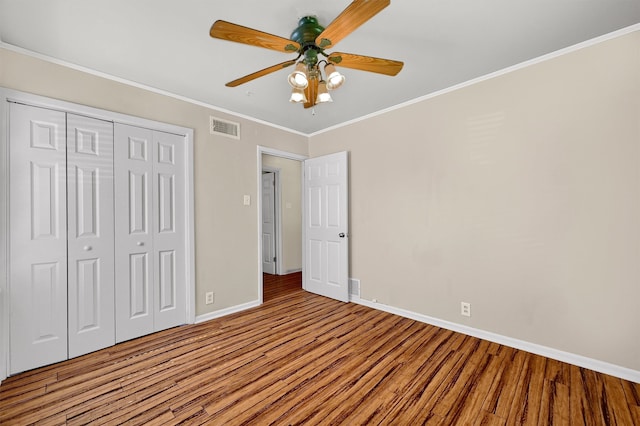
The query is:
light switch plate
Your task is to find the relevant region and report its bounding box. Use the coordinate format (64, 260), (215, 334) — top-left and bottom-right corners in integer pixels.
(243, 195), (250, 205)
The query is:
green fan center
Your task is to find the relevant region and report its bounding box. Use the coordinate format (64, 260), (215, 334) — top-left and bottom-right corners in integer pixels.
(290, 16), (325, 47)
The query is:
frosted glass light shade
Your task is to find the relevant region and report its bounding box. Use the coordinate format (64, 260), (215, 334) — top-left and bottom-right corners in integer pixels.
(316, 81), (332, 103)
(287, 63), (309, 89)
(324, 64), (345, 90)
(289, 87), (308, 103)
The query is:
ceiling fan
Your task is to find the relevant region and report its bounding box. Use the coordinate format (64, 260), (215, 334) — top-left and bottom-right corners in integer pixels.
(209, 0), (403, 108)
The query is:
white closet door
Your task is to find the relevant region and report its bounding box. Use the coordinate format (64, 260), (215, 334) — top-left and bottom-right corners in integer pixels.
(115, 124), (186, 342)
(114, 124), (155, 342)
(67, 114), (115, 358)
(9, 103), (68, 374)
(152, 130), (186, 331)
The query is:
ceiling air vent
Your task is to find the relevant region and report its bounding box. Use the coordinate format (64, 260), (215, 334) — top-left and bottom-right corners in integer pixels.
(210, 116), (240, 139)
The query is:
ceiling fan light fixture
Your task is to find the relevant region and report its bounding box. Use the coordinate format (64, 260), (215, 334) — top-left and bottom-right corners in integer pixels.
(287, 62), (309, 89)
(324, 63), (345, 90)
(316, 80), (333, 103)
(210, 0), (404, 109)
(289, 87), (308, 103)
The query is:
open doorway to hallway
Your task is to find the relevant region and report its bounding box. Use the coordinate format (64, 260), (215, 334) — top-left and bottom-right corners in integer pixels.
(261, 152), (304, 301)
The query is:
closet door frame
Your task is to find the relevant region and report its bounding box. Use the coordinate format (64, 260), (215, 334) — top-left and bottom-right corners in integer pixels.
(0, 88), (196, 383)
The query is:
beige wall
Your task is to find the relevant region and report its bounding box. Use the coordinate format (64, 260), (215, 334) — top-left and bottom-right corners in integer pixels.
(262, 155), (302, 273)
(0, 47), (308, 316)
(309, 31), (640, 371)
(3, 28), (639, 374)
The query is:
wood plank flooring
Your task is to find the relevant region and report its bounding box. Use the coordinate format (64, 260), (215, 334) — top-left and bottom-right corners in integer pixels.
(1, 273), (638, 425)
(263, 271), (302, 302)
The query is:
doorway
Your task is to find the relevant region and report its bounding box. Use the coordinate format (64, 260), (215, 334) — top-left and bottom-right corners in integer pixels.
(258, 147), (307, 303)
(261, 170), (278, 275)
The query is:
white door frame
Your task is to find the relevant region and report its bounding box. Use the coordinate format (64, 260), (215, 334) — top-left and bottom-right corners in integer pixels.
(0, 88), (197, 382)
(262, 167), (281, 275)
(257, 147), (307, 303)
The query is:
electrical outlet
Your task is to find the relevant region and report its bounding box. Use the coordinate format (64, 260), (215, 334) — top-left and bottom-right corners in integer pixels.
(461, 302), (471, 317)
(205, 292), (214, 305)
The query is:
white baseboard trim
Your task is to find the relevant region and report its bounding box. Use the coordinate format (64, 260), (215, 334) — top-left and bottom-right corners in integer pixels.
(195, 300), (260, 324)
(282, 268), (302, 275)
(350, 295), (640, 384)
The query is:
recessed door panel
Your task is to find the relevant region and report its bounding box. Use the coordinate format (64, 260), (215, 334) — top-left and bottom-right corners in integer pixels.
(308, 239), (322, 282)
(31, 162), (59, 239)
(129, 171), (148, 234)
(327, 184), (341, 228)
(75, 258), (99, 332)
(9, 103), (68, 374)
(129, 137), (147, 161)
(31, 262), (64, 342)
(129, 253), (149, 317)
(326, 241), (341, 286)
(158, 250), (176, 311)
(75, 128), (99, 155)
(30, 120), (59, 150)
(75, 166), (98, 238)
(158, 173), (175, 233)
(158, 142), (174, 165)
(308, 186), (322, 228)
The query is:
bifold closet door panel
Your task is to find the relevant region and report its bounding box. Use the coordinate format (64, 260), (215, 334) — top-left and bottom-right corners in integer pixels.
(152, 130), (186, 331)
(9, 103), (68, 374)
(114, 123), (155, 343)
(114, 123), (187, 343)
(67, 113), (115, 358)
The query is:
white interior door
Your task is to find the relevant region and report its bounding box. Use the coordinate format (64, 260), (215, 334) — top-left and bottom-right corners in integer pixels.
(9, 103), (68, 374)
(303, 151), (349, 302)
(67, 114), (115, 358)
(152, 130), (186, 332)
(262, 172), (276, 274)
(115, 123), (154, 342)
(114, 123), (186, 342)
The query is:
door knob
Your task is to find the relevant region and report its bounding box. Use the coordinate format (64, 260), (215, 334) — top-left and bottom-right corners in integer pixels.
(83, 245), (92, 251)
(338, 233), (345, 238)
(137, 241), (144, 246)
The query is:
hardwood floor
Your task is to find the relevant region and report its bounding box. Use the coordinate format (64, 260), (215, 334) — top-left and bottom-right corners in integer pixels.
(263, 272), (302, 302)
(1, 273), (638, 425)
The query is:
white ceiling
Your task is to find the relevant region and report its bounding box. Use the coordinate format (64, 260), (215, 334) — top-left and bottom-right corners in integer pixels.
(1, 0), (638, 135)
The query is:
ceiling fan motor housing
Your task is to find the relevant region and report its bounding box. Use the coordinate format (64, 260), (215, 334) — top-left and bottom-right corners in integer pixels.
(291, 16), (324, 45)
(291, 16), (325, 67)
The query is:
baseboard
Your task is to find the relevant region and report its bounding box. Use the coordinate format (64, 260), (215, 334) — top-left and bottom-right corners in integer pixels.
(350, 295), (640, 384)
(282, 268), (302, 275)
(195, 300), (260, 324)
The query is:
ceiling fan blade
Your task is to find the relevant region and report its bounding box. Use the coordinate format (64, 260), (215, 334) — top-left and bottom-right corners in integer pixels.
(210, 20), (300, 53)
(328, 52), (403, 76)
(226, 60), (297, 87)
(304, 78), (319, 109)
(315, 0), (390, 50)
